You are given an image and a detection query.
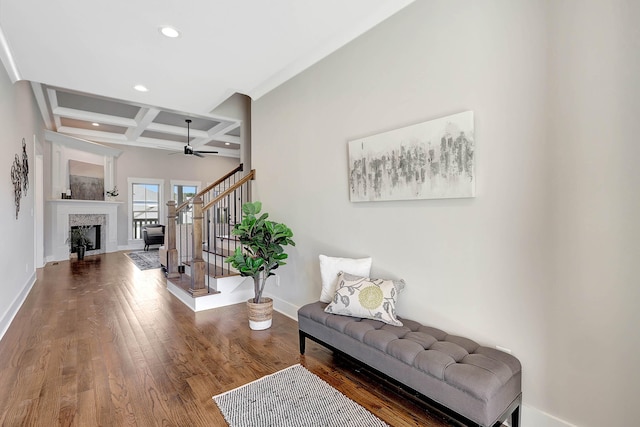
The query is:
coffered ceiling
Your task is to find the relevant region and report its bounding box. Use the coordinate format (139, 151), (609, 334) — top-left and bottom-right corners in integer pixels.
(0, 0), (414, 158)
(31, 83), (242, 157)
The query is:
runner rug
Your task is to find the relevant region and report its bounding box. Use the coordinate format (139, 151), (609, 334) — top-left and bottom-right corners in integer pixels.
(213, 364), (389, 427)
(125, 250), (161, 270)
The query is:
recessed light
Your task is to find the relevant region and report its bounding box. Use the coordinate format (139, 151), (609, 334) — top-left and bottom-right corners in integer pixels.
(92, 122), (100, 127)
(134, 84), (149, 92)
(160, 26), (180, 38)
(225, 142), (231, 146)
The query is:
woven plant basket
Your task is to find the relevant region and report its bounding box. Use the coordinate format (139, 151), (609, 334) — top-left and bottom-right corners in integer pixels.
(247, 297), (273, 330)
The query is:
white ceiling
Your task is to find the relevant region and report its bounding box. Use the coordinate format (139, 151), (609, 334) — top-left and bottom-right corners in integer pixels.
(0, 0), (413, 158)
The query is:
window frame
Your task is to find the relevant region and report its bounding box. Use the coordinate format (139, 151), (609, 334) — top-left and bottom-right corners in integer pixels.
(127, 177), (165, 242)
(171, 180), (201, 225)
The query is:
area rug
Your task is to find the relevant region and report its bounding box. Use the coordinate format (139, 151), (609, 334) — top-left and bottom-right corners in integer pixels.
(213, 364), (389, 427)
(125, 250), (161, 270)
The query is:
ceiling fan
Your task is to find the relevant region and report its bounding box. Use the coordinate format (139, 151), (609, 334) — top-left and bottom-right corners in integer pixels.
(173, 119), (218, 157)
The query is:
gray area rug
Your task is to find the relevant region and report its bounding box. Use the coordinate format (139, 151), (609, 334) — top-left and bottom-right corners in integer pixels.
(125, 250), (161, 270)
(213, 364), (389, 427)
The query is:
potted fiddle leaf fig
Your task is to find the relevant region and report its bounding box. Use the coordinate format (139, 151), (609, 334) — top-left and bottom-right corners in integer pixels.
(225, 201), (295, 330)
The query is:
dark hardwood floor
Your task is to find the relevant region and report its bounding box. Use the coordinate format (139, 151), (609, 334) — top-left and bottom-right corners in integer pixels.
(0, 251), (461, 426)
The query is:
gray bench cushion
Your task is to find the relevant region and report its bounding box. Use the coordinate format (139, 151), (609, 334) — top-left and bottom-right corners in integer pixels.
(298, 301), (521, 427)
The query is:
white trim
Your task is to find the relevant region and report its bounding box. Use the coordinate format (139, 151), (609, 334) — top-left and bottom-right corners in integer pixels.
(47, 199), (121, 261)
(170, 179), (201, 223)
(35, 152), (44, 268)
(127, 177), (165, 241)
(0, 273), (36, 341)
(267, 294), (300, 321)
(170, 179), (201, 199)
(522, 405), (577, 427)
(44, 130), (123, 157)
(0, 24), (21, 82)
(30, 83), (55, 130)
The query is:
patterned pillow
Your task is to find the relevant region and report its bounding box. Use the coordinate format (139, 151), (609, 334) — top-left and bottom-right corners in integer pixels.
(341, 272), (406, 294)
(324, 272), (403, 326)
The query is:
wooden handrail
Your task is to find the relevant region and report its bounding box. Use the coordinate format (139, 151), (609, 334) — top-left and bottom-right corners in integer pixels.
(203, 169), (255, 211)
(164, 166), (256, 290)
(176, 163), (244, 213)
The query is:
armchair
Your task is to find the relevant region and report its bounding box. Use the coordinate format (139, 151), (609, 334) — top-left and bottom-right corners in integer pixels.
(141, 224), (165, 251)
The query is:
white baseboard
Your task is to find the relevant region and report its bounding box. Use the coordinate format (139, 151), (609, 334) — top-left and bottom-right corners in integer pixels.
(267, 294), (300, 321)
(119, 243), (145, 252)
(0, 272), (37, 341)
(522, 405), (576, 427)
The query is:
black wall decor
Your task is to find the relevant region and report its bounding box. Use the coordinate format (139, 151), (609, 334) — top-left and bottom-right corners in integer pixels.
(10, 138), (29, 219)
(21, 138), (29, 193)
(11, 154), (22, 219)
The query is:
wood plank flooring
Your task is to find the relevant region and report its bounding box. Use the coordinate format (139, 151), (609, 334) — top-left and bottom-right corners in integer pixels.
(0, 251), (462, 426)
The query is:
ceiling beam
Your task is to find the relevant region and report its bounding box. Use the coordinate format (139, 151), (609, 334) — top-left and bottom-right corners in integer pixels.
(145, 122), (209, 139)
(126, 107), (160, 140)
(52, 106), (138, 127)
(57, 127), (129, 142)
(30, 82), (55, 130)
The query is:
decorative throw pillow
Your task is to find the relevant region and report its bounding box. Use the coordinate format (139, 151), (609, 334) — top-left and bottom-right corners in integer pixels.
(324, 272), (403, 326)
(340, 272), (406, 294)
(318, 255), (372, 303)
(145, 226), (163, 236)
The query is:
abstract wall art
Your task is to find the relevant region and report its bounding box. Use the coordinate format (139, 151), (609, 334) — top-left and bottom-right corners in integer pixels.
(10, 138), (29, 219)
(69, 160), (104, 200)
(348, 111), (475, 202)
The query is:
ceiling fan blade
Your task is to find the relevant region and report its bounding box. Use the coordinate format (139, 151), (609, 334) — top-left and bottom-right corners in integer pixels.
(194, 150), (219, 154)
(193, 151), (205, 158)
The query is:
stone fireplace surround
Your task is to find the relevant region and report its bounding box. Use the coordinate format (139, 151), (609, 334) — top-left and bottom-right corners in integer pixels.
(70, 214), (105, 257)
(49, 200), (120, 261)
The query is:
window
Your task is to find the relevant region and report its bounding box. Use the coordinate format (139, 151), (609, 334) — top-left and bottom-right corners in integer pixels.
(171, 180), (200, 224)
(128, 178), (164, 240)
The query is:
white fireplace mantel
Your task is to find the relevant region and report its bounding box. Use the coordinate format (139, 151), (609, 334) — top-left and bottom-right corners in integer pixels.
(45, 130), (122, 200)
(48, 199), (121, 261)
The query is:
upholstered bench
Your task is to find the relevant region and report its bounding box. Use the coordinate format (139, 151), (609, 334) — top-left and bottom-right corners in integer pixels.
(298, 301), (522, 427)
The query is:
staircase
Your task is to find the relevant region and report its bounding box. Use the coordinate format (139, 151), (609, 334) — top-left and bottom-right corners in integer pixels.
(162, 164), (256, 311)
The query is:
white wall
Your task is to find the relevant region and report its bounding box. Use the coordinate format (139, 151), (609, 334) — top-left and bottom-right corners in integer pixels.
(252, 1), (639, 426)
(0, 63), (44, 338)
(546, 1), (640, 426)
(109, 144), (239, 245)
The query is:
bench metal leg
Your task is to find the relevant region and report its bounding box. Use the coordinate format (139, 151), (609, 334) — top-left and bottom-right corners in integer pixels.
(299, 330), (306, 354)
(511, 404), (520, 427)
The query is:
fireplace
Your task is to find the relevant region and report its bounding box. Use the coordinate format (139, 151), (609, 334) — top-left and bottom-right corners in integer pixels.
(48, 199), (120, 261)
(69, 214), (106, 257)
(69, 224), (102, 253)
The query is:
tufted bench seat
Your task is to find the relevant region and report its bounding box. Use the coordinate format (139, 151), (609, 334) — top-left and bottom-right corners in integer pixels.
(298, 301), (521, 427)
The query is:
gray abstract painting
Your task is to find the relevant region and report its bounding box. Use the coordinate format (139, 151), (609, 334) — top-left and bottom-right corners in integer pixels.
(69, 160), (105, 200)
(348, 111), (475, 202)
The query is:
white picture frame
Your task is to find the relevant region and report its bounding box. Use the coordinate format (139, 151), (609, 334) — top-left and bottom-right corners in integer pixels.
(348, 111), (475, 202)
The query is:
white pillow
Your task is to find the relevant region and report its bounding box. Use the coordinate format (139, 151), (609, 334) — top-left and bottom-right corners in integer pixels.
(145, 226), (164, 236)
(318, 254), (372, 303)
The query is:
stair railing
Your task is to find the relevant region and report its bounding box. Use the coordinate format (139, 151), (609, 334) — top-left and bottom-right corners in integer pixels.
(164, 163), (255, 296)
